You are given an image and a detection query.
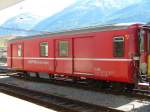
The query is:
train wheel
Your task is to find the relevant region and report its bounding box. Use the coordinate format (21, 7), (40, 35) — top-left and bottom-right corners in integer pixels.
(35, 72), (40, 78)
(125, 84), (135, 92)
(96, 81), (104, 89)
(87, 79), (103, 88)
(72, 77), (80, 83)
(111, 82), (126, 91)
(100, 81), (111, 89)
(23, 72), (29, 78)
(49, 74), (54, 80)
(17, 72), (24, 77)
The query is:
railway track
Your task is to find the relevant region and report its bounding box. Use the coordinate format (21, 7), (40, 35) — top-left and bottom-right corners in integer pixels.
(0, 68), (149, 100)
(0, 82), (123, 112)
(10, 73), (150, 100)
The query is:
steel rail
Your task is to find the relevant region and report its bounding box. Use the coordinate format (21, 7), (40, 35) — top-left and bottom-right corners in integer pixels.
(0, 82), (124, 112)
(0, 69), (149, 100)
(11, 75), (150, 100)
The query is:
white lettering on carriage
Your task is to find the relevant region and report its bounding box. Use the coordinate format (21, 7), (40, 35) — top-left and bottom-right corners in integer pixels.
(28, 60), (49, 65)
(95, 67), (114, 77)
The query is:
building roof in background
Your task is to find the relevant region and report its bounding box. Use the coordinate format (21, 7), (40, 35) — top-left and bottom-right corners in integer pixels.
(0, 0), (23, 10)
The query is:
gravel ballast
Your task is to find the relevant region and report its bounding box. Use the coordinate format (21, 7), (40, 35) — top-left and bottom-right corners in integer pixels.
(0, 76), (149, 112)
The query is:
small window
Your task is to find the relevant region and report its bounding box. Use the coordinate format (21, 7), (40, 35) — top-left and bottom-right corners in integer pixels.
(18, 45), (22, 57)
(59, 41), (69, 57)
(40, 42), (48, 56)
(113, 36), (124, 57)
(139, 30), (145, 52)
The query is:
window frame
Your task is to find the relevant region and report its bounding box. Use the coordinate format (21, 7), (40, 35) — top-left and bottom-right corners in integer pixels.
(113, 36), (125, 57)
(139, 30), (145, 53)
(40, 42), (49, 57)
(58, 40), (69, 57)
(17, 44), (22, 57)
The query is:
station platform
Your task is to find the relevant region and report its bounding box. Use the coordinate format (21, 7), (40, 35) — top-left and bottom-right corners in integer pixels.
(0, 92), (56, 112)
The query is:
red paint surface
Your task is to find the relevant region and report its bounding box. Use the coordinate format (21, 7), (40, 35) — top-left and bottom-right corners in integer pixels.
(7, 24), (142, 84)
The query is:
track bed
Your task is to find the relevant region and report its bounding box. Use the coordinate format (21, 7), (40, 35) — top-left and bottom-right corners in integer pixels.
(0, 76), (149, 112)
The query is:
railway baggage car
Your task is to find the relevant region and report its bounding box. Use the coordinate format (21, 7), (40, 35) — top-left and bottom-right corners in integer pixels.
(7, 23), (150, 88)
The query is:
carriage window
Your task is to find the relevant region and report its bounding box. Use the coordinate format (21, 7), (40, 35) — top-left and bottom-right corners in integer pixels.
(139, 30), (145, 52)
(40, 42), (48, 56)
(18, 45), (22, 57)
(59, 41), (69, 57)
(113, 36), (124, 57)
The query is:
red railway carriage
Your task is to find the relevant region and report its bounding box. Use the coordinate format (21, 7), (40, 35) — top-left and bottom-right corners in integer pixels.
(7, 23), (149, 87)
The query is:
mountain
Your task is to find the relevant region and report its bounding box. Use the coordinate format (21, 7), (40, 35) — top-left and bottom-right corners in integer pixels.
(0, 12), (43, 36)
(34, 0), (143, 32)
(105, 0), (150, 24)
(1, 0), (150, 36)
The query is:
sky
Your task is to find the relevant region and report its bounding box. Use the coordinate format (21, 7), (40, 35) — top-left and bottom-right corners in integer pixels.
(0, 0), (149, 36)
(0, 0), (76, 25)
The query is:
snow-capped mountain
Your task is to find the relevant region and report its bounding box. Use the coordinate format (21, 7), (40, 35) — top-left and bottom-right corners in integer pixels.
(1, 0), (150, 36)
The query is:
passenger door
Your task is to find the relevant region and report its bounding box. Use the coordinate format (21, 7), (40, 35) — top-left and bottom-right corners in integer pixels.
(54, 39), (73, 74)
(12, 43), (24, 69)
(73, 37), (94, 75)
